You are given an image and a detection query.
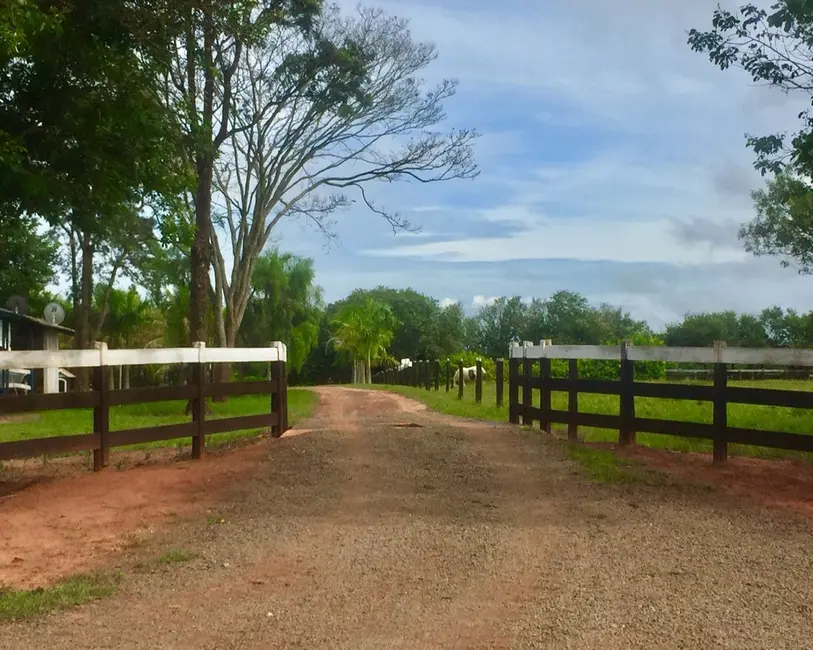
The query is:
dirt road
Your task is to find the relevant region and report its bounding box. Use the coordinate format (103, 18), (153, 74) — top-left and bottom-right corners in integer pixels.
(3, 386), (813, 649)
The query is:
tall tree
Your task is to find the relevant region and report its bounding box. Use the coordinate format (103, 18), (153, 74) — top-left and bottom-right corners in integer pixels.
(210, 5), (478, 357)
(164, 0), (323, 356)
(1, 0), (188, 387)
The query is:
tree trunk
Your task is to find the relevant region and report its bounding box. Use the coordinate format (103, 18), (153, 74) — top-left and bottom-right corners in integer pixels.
(74, 231), (94, 392)
(184, 9), (216, 417)
(212, 314), (237, 402)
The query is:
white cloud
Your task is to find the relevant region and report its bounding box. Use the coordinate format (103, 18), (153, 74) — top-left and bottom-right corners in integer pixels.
(438, 297), (458, 308)
(365, 216), (749, 265)
(273, 0), (810, 322)
(472, 295), (499, 308)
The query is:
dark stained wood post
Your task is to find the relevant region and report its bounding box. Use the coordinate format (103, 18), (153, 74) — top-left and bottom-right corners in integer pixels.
(568, 359), (579, 442)
(457, 359), (464, 400)
(475, 358), (483, 404)
(280, 360), (289, 433)
(192, 342), (206, 458)
(540, 356), (551, 433)
(445, 359), (451, 393)
(495, 358), (504, 408)
(713, 340), (728, 463)
(93, 342), (110, 471)
(522, 356), (532, 426)
(425, 359), (432, 391)
(434, 359), (440, 391)
(618, 341), (635, 446)
(270, 358), (282, 437)
(508, 357), (520, 423)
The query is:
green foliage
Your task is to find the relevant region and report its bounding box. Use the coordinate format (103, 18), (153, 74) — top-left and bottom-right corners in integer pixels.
(331, 297), (398, 382)
(0, 0), (189, 225)
(239, 249), (323, 374)
(688, 2), (813, 178)
(688, 4), (813, 275)
(740, 173), (813, 274)
(0, 212), (58, 299)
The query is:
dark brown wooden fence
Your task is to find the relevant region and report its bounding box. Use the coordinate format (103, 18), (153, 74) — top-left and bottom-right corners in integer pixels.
(508, 345), (813, 461)
(0, 346), (288, 470)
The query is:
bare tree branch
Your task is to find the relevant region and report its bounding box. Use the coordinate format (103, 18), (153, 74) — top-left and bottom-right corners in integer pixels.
(209, 4), (479, 348)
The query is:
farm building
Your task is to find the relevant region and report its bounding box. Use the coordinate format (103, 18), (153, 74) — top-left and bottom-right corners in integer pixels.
(0, 307), (75, 395)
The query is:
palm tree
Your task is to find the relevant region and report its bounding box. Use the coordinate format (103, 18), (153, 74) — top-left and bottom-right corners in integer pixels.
(102, 288), (158, 388)
(331, 298), (397, 384)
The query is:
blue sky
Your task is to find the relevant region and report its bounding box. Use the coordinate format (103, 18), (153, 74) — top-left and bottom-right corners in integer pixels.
(266, 0), (813, 330)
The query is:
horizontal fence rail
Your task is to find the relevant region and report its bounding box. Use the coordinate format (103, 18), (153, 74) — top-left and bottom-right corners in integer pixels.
(0, 342), (289, 469)
(509, 340), (813, 461)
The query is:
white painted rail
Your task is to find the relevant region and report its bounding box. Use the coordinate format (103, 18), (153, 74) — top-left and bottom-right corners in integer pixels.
(509, 341), (813, 367)
(0, 342), (288, 370)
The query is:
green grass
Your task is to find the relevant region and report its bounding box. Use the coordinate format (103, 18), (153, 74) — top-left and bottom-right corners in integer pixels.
(372, 379), (813, 460)
(566, 444), (662, 484)
(0, 571), (121, 622)
(134, 548), (200, 572)
(154, 549), (199, 565)
(0, 388), (318, 453)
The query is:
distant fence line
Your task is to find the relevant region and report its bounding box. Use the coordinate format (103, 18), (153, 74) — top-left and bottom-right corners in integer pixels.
(374, 341), (813, 462)
(0, 342), (289, 469)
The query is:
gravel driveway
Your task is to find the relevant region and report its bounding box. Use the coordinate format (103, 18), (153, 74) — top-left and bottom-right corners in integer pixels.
(2, 386), (813, 649)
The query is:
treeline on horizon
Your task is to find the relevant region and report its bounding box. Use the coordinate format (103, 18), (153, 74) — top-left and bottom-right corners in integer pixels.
(6, 241), (812, 386)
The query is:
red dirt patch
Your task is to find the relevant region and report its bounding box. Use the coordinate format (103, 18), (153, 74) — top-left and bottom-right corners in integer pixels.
(0, 441), (272, 590)
(607, 442), (813, 517)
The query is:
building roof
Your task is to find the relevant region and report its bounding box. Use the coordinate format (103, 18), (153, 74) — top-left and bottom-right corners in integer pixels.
(0, 308), (75, 335)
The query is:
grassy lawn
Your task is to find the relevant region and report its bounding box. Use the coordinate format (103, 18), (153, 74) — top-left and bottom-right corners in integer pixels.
(373, 380), (813, 460)
(0, 388), (318, 452)
(0, 571), (122, 622)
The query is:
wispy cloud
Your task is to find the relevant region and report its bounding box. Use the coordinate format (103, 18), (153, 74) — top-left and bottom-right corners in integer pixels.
(263, 0), (810, 327)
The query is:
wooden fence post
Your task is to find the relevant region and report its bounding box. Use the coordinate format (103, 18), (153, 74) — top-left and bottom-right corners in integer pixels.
(713, 340), (728, 463)
(568, 359), (579, 442)
(445, 359), (451, 392)
(508, 357), (520, 424)
(540, 356), (551, 433)
(270, 356), (282, 437)
(425, 359), (432, 391)
(280, 358), (289, 433)
(522, 356), (532, 426)
(192, 342), (206, 458)
(434, 359), (440, 391)
(495, 358), (504, 408)
(475, 358), (483, 403)
(93, 342), (109, 471)
(619, 340), (635, 446)
(457, 359), (464, 400)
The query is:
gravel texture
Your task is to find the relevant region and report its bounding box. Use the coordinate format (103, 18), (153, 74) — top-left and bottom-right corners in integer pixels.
(2, 386), (813, 649)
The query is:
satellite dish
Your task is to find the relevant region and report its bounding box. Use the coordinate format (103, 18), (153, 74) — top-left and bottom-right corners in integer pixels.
(44, 302), (65, 325)
(5, 295), (28, 315)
